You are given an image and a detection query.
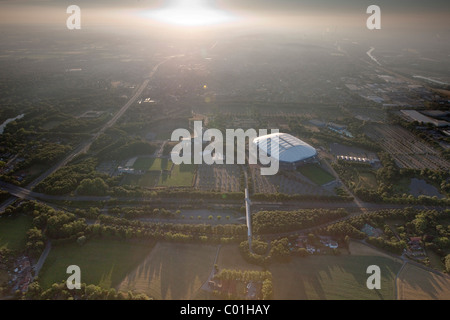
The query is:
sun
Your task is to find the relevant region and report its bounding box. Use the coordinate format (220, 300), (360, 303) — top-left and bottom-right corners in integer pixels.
(142, 0), (235, 26)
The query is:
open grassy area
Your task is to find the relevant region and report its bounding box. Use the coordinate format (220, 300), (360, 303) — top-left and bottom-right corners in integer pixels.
(0, 215), (33, 251)
(297, 164), (335, 185)
(133, 157), (172, 171)
(269, 254), (401, 300)
(155, 132), (173, 140)
(39, 240), (155, 289)
(357, 171), (378, 190)
(158, 164), (196, 187)
(426, 250), (446, 272)
(392, 177), (412, 194)
(216, 245), (263, 272)
(397, 263), (450, 300)
(0, 269), (8, 284)
(121, 171), (160, 188)
(118, 242), (218, 300)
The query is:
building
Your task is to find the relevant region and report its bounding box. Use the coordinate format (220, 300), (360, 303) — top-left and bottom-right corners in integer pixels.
(252, 133), (317, 170)
(401, 110), (450, 128)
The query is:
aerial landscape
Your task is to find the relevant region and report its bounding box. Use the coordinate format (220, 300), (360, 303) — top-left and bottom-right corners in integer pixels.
(0, 0), (449, 304)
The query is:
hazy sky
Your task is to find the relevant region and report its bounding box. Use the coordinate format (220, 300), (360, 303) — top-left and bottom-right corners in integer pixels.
(0, 0), (448, 34)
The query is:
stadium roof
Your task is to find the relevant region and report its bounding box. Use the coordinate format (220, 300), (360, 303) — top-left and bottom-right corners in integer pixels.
(253, 133), (317, 163)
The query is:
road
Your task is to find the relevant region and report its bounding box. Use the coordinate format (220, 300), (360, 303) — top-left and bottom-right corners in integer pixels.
(34, 241), (52, 277)
(0, 56), (178, 210)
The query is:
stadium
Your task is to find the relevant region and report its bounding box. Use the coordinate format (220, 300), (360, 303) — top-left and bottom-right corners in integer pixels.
(252, 132), (318, 170)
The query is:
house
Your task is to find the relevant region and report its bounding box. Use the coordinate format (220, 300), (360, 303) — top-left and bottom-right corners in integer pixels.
(306, 245), (316, 254)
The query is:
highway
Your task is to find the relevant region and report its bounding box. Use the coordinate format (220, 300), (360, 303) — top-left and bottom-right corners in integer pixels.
(0, 180), (446, 213)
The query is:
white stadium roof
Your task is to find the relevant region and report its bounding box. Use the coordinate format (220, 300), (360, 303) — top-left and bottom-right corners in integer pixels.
(253, 133), (317, 163)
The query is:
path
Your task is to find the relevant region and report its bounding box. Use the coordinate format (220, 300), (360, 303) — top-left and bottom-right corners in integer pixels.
(33, 241), (52, 277)
(199, 244), (222, 293)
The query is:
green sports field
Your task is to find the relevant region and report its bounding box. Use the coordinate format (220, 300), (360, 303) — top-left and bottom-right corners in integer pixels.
(158, 164), (195, 187)
(133, 157), (172, 171)
(297, 164), (335, 185)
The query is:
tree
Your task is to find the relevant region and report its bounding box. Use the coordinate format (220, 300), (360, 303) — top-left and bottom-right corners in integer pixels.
(261, 279), (273, 300)
(445, 254), (450, 273)
(344, 235), (350, 248)
(297, 248), (308, 257)
(76, 177), (109, 196)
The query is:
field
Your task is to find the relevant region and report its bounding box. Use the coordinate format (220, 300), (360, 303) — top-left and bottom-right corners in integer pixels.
(348, 241), (402, 262)
(269, 255), (401, 300)
(397, 263), (450, 300)
(357, 171), (378, 190)
(216, 245), (263, 271)
(195, 164), (241, 192)
(117, 242), (218, 300)
(39, 240), (154, 289)
(158, 164), (195, 187)
(297, 163), (336, 185)
(0, 269), (8, 285)
(425, 250), (446, 272)
(250, 165), (332, 196)
(133, 157), (172, 171)
(0, 215), (33, 251)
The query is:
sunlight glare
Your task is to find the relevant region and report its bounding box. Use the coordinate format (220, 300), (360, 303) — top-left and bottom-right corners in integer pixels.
(143, 0), (235, 26)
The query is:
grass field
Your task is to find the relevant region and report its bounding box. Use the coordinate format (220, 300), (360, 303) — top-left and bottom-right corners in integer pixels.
(133, 158), (172, 171)
(397, 263), (450, 300)
(121, 172), (161, 188)
(158, 164), (196, 187)
(358, 171), (378, 190)
(39, 240), (154, 289)
(269, 255), (401, 300)
(118, 242), (218, 300)
(216, 245), (263, 272)
(297, 164), (335, 185)
(0, 269), (8, 298)
(0, 269), (8, 284)
(0, 215), (33, 251)
(392, 177), (411, 194)
(426, 250), (446, 272)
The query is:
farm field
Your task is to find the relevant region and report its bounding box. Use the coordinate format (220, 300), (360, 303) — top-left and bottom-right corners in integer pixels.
(39, 240), (154, 289)
(0, 215), (33, 251)
(397, 263), (450, 300)
(297, 164), (335, 185)
(269, 255), (401, 300)
(117, 242), (218, 300)
(159, 164), (195, 187)
(250, 165), (332, 196)
(195, 164), (241, 192)
(133, 157), (172, 171)
(348, 240), (402, 262)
